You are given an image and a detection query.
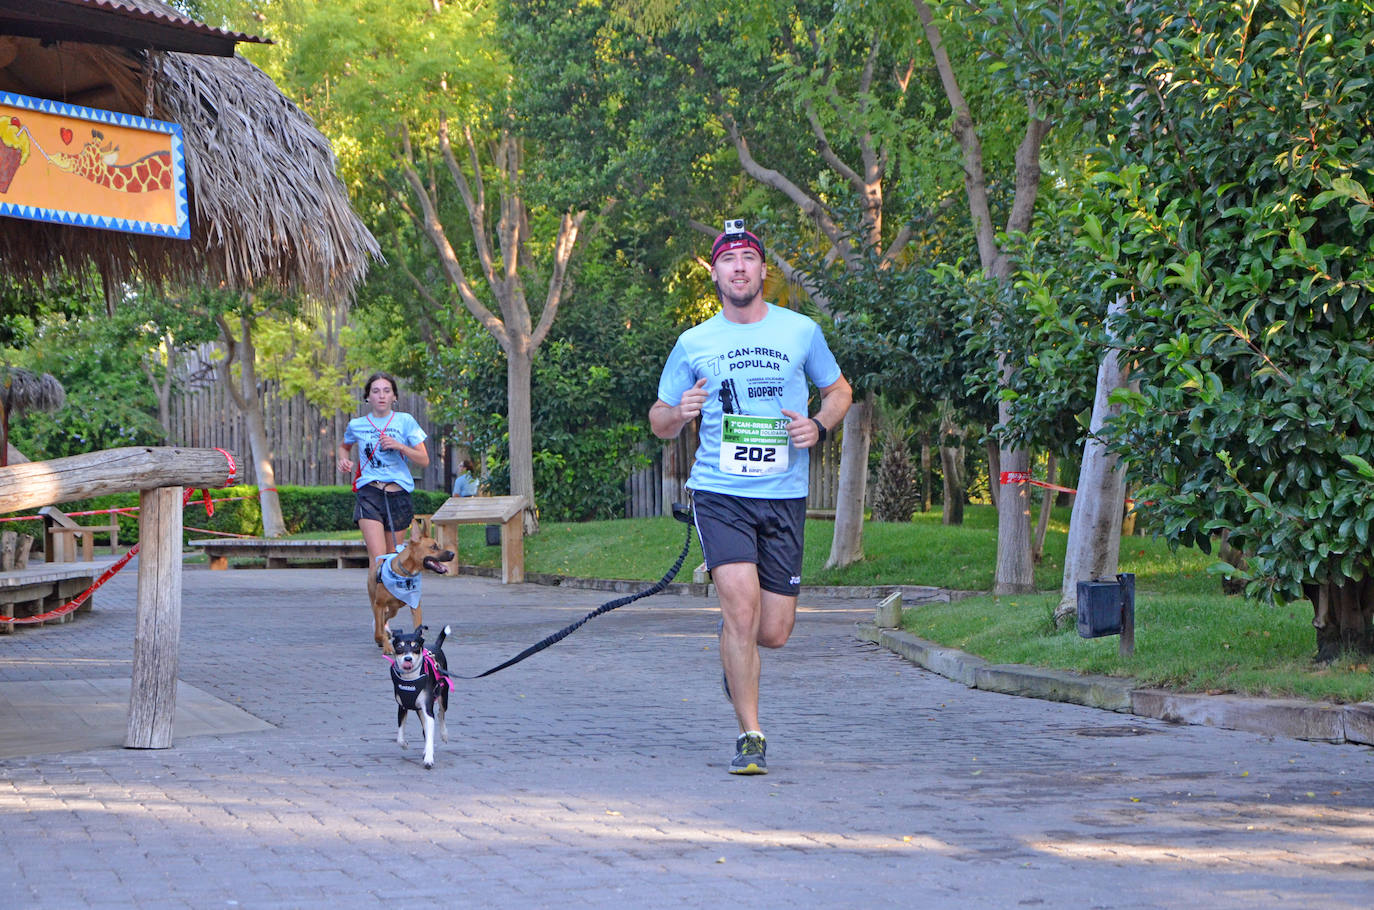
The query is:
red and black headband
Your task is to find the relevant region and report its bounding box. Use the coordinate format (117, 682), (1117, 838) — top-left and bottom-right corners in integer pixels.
(710, 228), (765, 265)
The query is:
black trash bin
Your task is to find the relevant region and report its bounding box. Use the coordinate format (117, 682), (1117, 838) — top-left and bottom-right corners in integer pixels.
(1076, 573), (1135, 639)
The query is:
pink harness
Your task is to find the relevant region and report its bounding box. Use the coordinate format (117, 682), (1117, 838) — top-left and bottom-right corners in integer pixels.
(386, 649), (451, 715)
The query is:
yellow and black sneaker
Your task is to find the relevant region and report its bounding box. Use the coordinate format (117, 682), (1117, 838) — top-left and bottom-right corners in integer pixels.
(729, 732), (767, 775)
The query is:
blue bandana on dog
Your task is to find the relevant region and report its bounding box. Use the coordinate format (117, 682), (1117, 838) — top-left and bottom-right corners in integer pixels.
(376, 550), (422, 610)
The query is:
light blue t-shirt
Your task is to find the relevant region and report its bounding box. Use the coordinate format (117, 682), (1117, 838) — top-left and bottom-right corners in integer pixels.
(656, 304), (842, 499)
(344, 411), (427, 492)
(451, 473), (480, 497)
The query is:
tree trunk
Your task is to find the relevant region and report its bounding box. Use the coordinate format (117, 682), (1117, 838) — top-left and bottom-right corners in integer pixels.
(1032, 454), (1057, 563)
(939, 445), (964, 526)
(985, 439), (1001, 513)
(915, 0), (1049, 595)
(506, 341), (539, 535)
(218, 310), (285, 538)
(398, 124), (583, 540)
(140, 340), (176, 445)
(1056, 300), (1130, 626)
(1218, 529), (1248, 595)
(919, 432), (932, 513)
(243, 401), (285, 538)
(825, 393), (873, 569)
(993, 445), (1034, 594)
(992, 347), (1034, 593)
(236, 318), (284, 538)
(1303, 579), (1374, 663)
(938, 409), (965, 526)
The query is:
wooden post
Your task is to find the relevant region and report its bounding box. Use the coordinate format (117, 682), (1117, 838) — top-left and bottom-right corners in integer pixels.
(433, 521), (459, 576)
(1119, 588), (1136, 658)
(125, 486), (183, 749)
(501, 512), (524, 584)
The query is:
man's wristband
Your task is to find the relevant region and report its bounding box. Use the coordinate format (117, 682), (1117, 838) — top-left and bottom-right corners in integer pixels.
(811, 418), (828, 443)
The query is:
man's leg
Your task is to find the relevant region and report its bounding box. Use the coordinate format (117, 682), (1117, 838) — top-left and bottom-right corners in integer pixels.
(715, 563), (800, 733)
(714, 561), (763, 733)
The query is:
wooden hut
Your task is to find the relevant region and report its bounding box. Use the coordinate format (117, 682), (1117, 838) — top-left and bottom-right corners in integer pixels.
(0, 0), (381, 300)
(0, 0), (379, 749)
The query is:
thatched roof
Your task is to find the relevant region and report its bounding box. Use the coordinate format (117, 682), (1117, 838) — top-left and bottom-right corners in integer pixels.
(0, 0), (380, 303)
(0, 367), (64, 415)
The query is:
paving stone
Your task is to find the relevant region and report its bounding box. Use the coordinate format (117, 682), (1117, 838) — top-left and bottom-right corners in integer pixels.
(0, 562), (1369, 909)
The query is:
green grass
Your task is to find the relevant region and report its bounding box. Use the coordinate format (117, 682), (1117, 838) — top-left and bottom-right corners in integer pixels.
(279, 506), (1371, 703)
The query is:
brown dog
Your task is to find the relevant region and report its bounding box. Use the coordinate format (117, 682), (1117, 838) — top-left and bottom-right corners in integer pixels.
(367, 526), (455, 654)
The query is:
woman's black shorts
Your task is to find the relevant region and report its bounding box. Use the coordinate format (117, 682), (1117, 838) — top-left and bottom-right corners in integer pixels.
(354, 484), (414, 532)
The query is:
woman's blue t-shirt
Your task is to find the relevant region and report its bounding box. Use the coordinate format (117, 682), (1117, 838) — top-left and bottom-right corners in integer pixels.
(343, 411), (427, 492)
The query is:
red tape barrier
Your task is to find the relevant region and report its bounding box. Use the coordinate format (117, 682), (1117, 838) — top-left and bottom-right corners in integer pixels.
(0, 492), (262, 524)
(999, 471), (1080, 496)
(999, 470), (1143, 506)
(4, 547), (139, 625)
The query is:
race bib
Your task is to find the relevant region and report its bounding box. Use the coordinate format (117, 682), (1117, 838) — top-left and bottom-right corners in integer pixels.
(720, 414), (790, 476)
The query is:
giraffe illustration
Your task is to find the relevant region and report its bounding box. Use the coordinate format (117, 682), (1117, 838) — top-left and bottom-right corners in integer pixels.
(48, 128), (172, 193)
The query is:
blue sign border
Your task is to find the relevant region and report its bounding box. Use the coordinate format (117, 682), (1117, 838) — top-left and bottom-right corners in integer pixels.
(0, 90), (190, 240)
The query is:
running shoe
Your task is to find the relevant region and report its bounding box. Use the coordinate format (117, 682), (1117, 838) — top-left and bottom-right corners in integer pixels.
(730, 732), (767, 775)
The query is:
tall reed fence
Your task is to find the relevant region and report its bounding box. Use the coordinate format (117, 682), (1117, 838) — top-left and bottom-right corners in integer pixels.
(167, 381), (451, 492)
(168, 380), (844, 517)
(624, 425), (843, 518)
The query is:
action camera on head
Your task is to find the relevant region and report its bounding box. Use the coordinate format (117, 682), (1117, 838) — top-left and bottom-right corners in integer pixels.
(723, 218), (746, 235)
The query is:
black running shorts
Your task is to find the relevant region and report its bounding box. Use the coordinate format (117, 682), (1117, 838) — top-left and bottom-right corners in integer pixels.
(353, 484), (414, 532)
(691, 490), (807, 597)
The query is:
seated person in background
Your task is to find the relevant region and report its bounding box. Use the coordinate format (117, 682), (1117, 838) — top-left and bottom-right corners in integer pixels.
(451, 459), (481, 497)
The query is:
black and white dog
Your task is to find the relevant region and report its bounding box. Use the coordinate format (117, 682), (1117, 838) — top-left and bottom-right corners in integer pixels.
(388, 625), (452, 769)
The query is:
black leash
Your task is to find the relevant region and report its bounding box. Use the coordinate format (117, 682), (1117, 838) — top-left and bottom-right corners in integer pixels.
(443, 504), (695, 680)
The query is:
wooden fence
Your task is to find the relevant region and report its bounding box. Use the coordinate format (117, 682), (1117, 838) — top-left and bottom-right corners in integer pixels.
(167, 380), (452, 492)
(624, 426), (844, 518)
(168, 379), (846, 515)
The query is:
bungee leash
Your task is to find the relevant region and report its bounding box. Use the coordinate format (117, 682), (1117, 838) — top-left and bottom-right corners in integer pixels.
(442, 504), (696, 680)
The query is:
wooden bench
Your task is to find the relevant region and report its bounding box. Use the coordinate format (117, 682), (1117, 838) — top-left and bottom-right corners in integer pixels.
(0, 562), (101, 633)
(430, 494), (530, 584)
(40, 505), (120, 562)
(188, 538), (371, 570)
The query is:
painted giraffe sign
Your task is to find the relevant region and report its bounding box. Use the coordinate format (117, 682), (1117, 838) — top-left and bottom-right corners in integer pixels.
(0, 91), (189, 239)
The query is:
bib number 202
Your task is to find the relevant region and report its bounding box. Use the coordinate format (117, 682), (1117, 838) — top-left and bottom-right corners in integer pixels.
(730, 448), (774, 467)
(733, 445), (776, 464)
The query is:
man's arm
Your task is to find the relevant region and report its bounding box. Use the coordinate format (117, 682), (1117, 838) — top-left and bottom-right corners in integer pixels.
(649, 377), (709, 439)
(813, 375), (853, 433)
(783, 375), (853, 449)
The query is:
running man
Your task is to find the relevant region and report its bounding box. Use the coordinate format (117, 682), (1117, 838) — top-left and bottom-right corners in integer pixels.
(650, 220), (852, 774)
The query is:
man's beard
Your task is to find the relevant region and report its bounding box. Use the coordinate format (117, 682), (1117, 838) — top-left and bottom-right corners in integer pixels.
(716, 275), (760, 308)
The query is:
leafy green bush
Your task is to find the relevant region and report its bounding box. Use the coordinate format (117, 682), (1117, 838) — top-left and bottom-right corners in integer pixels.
(1086, 0), (1374, 658)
